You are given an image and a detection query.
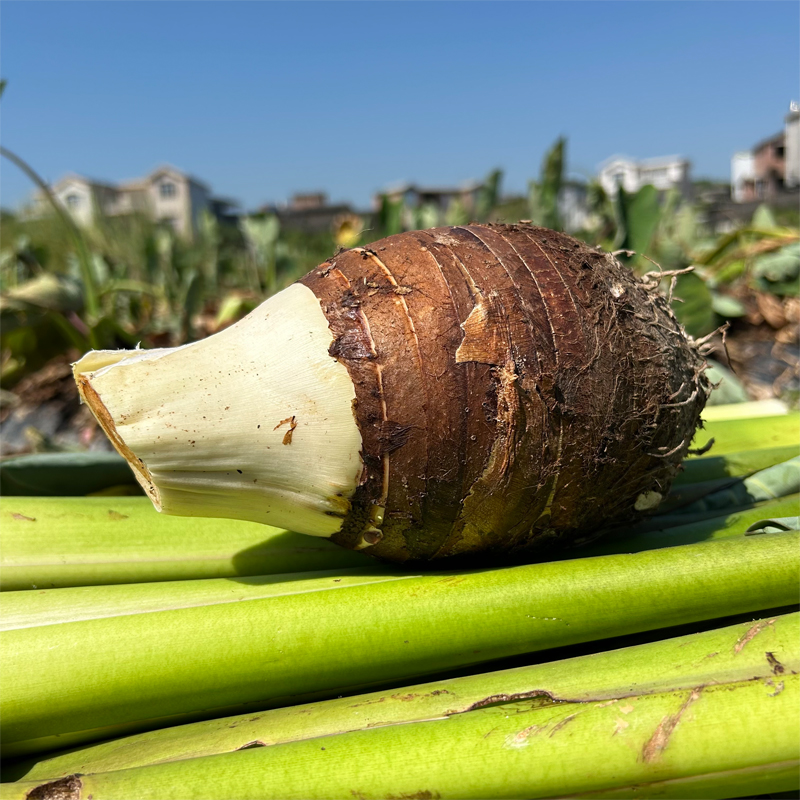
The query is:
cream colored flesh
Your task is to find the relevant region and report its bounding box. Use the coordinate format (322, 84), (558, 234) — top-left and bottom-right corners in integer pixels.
(73, 283), (363, 537)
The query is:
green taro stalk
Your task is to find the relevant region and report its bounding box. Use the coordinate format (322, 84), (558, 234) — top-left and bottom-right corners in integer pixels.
(689, 413), (799, 457)
(2, 493), (796, 591)
(0, 496), (371, 591)
(15, 612), (800, 782)
(2, 532), (797, 758)
(6, 646), (798, 798)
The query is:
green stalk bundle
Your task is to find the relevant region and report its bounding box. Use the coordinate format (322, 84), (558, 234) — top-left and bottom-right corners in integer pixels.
(0, 497), (371, 591)
(2, 493), (795, 593)
(6, 617), (797, 799)
(700, 399), (790, 421)
(15, 613), (799, 783)
(3, 458), (797, 593)
(2, 532), (797, 758)
(677, 456), (800, 514)
(576, 494), (800, 557)
(627, 493), (800, 534)
(658, 455), (800, 516)
(674, 444), (799, 486)
(689, 413), (799, 457)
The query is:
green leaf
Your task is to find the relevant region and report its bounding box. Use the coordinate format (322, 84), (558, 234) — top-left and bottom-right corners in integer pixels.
(674, 444), (799, 486)
(751, 241), (800, 296)
(709, 292), (746, 319)
(528, 137), (564, 229)
(613, 184), (661, 264)
(214, 293), (257, 329)
(444, 197), (469, 227)
(678, 457), (800, 514)
(705, 359), (749, 405)
(582, 495), (800, 554)
(474, 168), (502, 222)
(412, 202), (440, 230)
(670, 271), (716, 337)
(1, 273), (83, 313)
(378, 195), (404, 236)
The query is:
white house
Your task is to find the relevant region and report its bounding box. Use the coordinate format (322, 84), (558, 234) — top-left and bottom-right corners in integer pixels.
(34, 165), (212, 238)
(785, 101), (799, 189)
(597, 155), (692, 198)
(731, 151), (756, 202)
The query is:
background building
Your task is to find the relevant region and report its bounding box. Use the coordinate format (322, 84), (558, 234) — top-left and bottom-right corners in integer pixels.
(597, 155), (692, 199)
(34, 165), (214, 237)
(730, 103), (799, 202)
(784, 102), (799, 189)
(377, 181), (482, 216)
(258, 192), (359, 234)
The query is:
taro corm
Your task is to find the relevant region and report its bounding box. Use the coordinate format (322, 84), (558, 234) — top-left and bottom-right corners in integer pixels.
(73, 224), (709, 562)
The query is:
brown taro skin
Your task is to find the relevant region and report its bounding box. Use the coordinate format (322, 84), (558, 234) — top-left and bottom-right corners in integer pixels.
(299, 224), (709, 563)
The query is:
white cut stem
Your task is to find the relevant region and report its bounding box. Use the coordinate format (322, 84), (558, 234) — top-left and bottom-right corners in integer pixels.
(73, 284), (363, 538)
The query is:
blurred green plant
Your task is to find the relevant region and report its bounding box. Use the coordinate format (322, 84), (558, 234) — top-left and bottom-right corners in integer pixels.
(528, 137), (564, 230)
(613, 184), (661, 268)
(474, 168), (502, 223)
(2, 117), (797, 403)
(240, 214), (281, 295)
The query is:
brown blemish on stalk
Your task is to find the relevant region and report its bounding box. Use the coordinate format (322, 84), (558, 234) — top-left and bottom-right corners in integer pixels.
(385, 792), (441, 800)
(765, 652), (785, 675)
(765, 679), (785, 696)
(613, 717), (631, 736)
(274, 415), (298, 445)
(107, 510), (128, 521)
(548, 712), (579, 737)
(505, 724), (544, 747)
(642, 688), (701, 763)
(12, 513), (36, 521)
(25, 774), (82, 800)
(465, 689), (558, 711)
(734, 619), (776, 654)
(236, 740), (267, 749)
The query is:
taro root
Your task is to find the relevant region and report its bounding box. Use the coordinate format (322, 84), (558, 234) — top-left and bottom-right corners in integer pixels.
(73, 224), (709, 563)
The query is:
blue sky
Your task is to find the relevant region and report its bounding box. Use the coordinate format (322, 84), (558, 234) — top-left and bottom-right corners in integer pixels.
(2, 1), (798, 211)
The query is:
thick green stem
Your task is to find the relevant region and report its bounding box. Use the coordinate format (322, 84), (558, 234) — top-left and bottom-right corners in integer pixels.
(15, 613), (799, 781)
(578, 495), (800, 556)
(690, 413), (799, 457)
(2, 532), (797, 757)
(0, 497), (371, 591)
(5, 494), (791, 592)
(674, 444), (799, 486)
(5, 673), (797, 799)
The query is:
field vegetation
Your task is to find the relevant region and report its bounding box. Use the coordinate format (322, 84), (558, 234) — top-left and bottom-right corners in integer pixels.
(1, 138), (798, 456)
